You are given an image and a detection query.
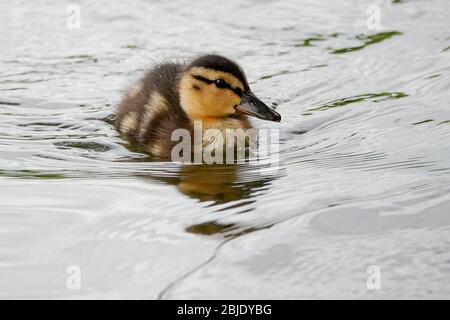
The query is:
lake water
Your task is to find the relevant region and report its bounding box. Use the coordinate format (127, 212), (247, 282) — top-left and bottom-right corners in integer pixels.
(1, 0), (449, 299)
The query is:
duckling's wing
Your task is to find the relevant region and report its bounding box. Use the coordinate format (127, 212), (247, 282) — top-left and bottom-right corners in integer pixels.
(115, 62), (191, 158)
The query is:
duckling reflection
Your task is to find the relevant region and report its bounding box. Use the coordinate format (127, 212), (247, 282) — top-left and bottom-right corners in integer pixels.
(147, 163), (276, 204)
(177, 164), (245, 203)
(143, 162), (280, 237)
(185, 220), (273, 238)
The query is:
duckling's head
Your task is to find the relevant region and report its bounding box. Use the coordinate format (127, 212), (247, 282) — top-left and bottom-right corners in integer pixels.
(179, 55), (281, 123)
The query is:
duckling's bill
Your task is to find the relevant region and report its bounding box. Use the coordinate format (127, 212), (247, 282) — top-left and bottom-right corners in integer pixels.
(235, 91), (281, 122)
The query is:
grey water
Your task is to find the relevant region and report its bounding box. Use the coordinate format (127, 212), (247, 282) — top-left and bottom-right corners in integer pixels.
(1, 0), (450, 299)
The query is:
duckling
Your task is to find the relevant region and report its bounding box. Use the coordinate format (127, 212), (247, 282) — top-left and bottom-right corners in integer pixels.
(115, 54), (281, 159)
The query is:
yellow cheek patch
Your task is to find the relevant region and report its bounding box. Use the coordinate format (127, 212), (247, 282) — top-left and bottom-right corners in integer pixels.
(201, 85), (241, 116)
(179, 69), (244, 121)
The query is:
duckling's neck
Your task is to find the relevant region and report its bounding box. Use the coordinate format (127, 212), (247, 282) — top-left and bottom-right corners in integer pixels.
(195, 116), (251, 132)
(189, 116), (253, 153)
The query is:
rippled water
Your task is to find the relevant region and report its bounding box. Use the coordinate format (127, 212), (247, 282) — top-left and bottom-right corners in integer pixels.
(1, 0), (450, 299)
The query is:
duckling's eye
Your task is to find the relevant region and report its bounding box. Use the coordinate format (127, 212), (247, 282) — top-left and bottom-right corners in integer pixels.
(215, 79), (228, 89)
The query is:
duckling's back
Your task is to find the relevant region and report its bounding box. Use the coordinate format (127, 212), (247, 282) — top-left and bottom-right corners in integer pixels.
(115, 62), (191, 157)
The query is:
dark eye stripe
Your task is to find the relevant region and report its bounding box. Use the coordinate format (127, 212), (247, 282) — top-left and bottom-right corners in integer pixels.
(192, 74), (215, 84)
(191, 74), (243, 98)
(232, 87), (243, 98)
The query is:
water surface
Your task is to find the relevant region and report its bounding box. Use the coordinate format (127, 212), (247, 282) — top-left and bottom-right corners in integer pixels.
(1, 0), (450, 299)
